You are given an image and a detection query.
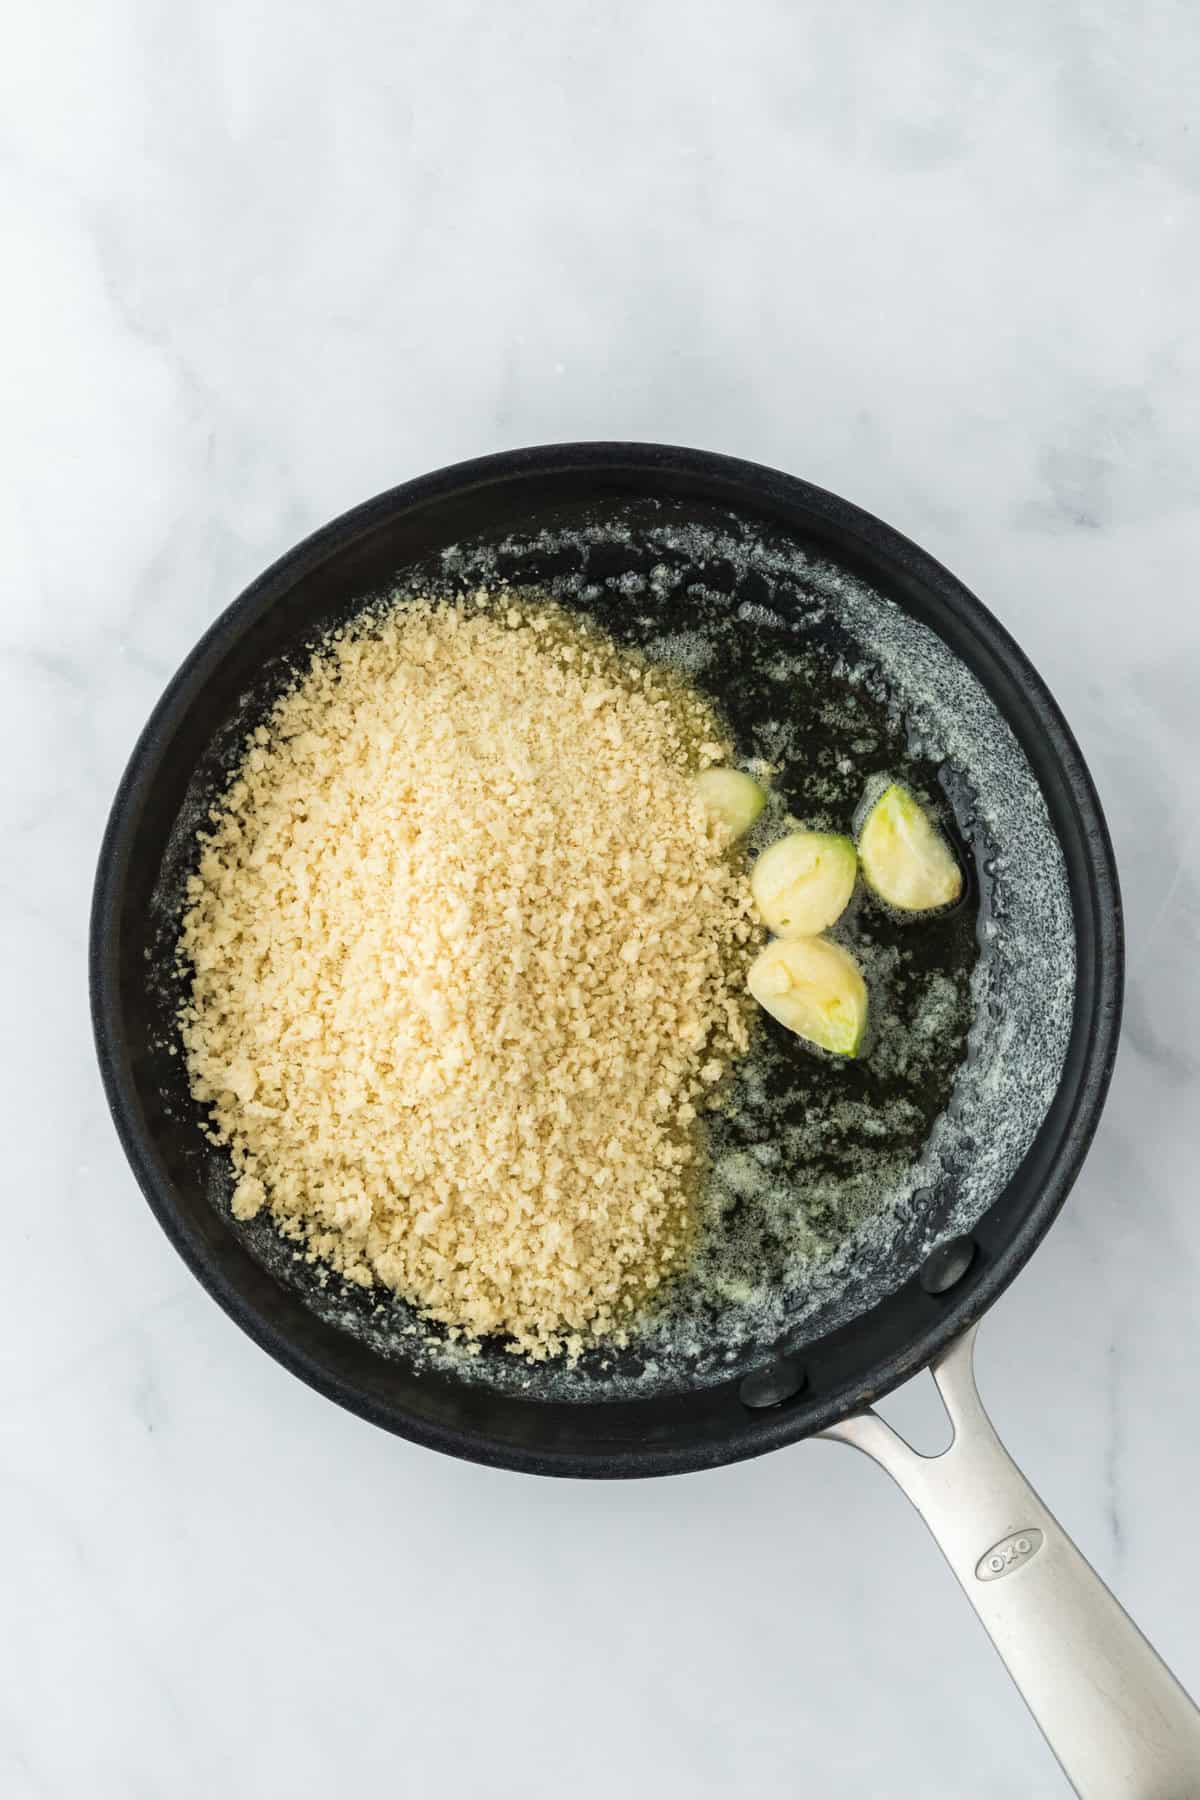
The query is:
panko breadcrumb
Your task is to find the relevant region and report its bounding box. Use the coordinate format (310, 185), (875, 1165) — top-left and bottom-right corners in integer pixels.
(178, 593), (761, 1360)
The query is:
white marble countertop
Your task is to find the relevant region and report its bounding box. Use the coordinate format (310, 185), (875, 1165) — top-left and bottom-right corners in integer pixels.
(5, 3), (1200, 1795)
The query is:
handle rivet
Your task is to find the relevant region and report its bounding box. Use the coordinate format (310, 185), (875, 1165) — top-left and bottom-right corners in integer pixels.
(920, 1235), (978, 1294)
(740, 1357), (806, 1409)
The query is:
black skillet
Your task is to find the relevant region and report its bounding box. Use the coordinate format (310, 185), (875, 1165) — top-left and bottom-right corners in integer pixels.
(90, 444), (1200, 1796)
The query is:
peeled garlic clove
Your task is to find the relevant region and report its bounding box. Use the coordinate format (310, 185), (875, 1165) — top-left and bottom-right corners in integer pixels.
(747, 935), (868, 1057)
(750, 830), (857, 937)
(694, 767), (766, 840)
(858, 783), (962, 913)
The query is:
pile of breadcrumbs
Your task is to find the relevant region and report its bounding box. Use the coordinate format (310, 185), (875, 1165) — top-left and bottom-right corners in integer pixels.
(178, 593), (760, 1360)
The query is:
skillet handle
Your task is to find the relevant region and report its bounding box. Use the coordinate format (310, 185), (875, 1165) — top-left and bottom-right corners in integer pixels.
(820, 1323), (1200, 1799)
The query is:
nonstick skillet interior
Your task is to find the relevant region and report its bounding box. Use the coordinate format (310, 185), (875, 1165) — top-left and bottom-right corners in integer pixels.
(90, 443), (1121, 1476)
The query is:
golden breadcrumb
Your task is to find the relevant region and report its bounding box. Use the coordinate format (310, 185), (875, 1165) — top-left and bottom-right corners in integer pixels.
(178, 593), (760, 1359)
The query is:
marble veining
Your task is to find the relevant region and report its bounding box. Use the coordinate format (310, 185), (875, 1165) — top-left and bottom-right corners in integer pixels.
(3, 2), (1200, 1795)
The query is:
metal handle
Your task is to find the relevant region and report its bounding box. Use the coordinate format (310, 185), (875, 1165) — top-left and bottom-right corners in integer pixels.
(820, 1324), (1200, 1798)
